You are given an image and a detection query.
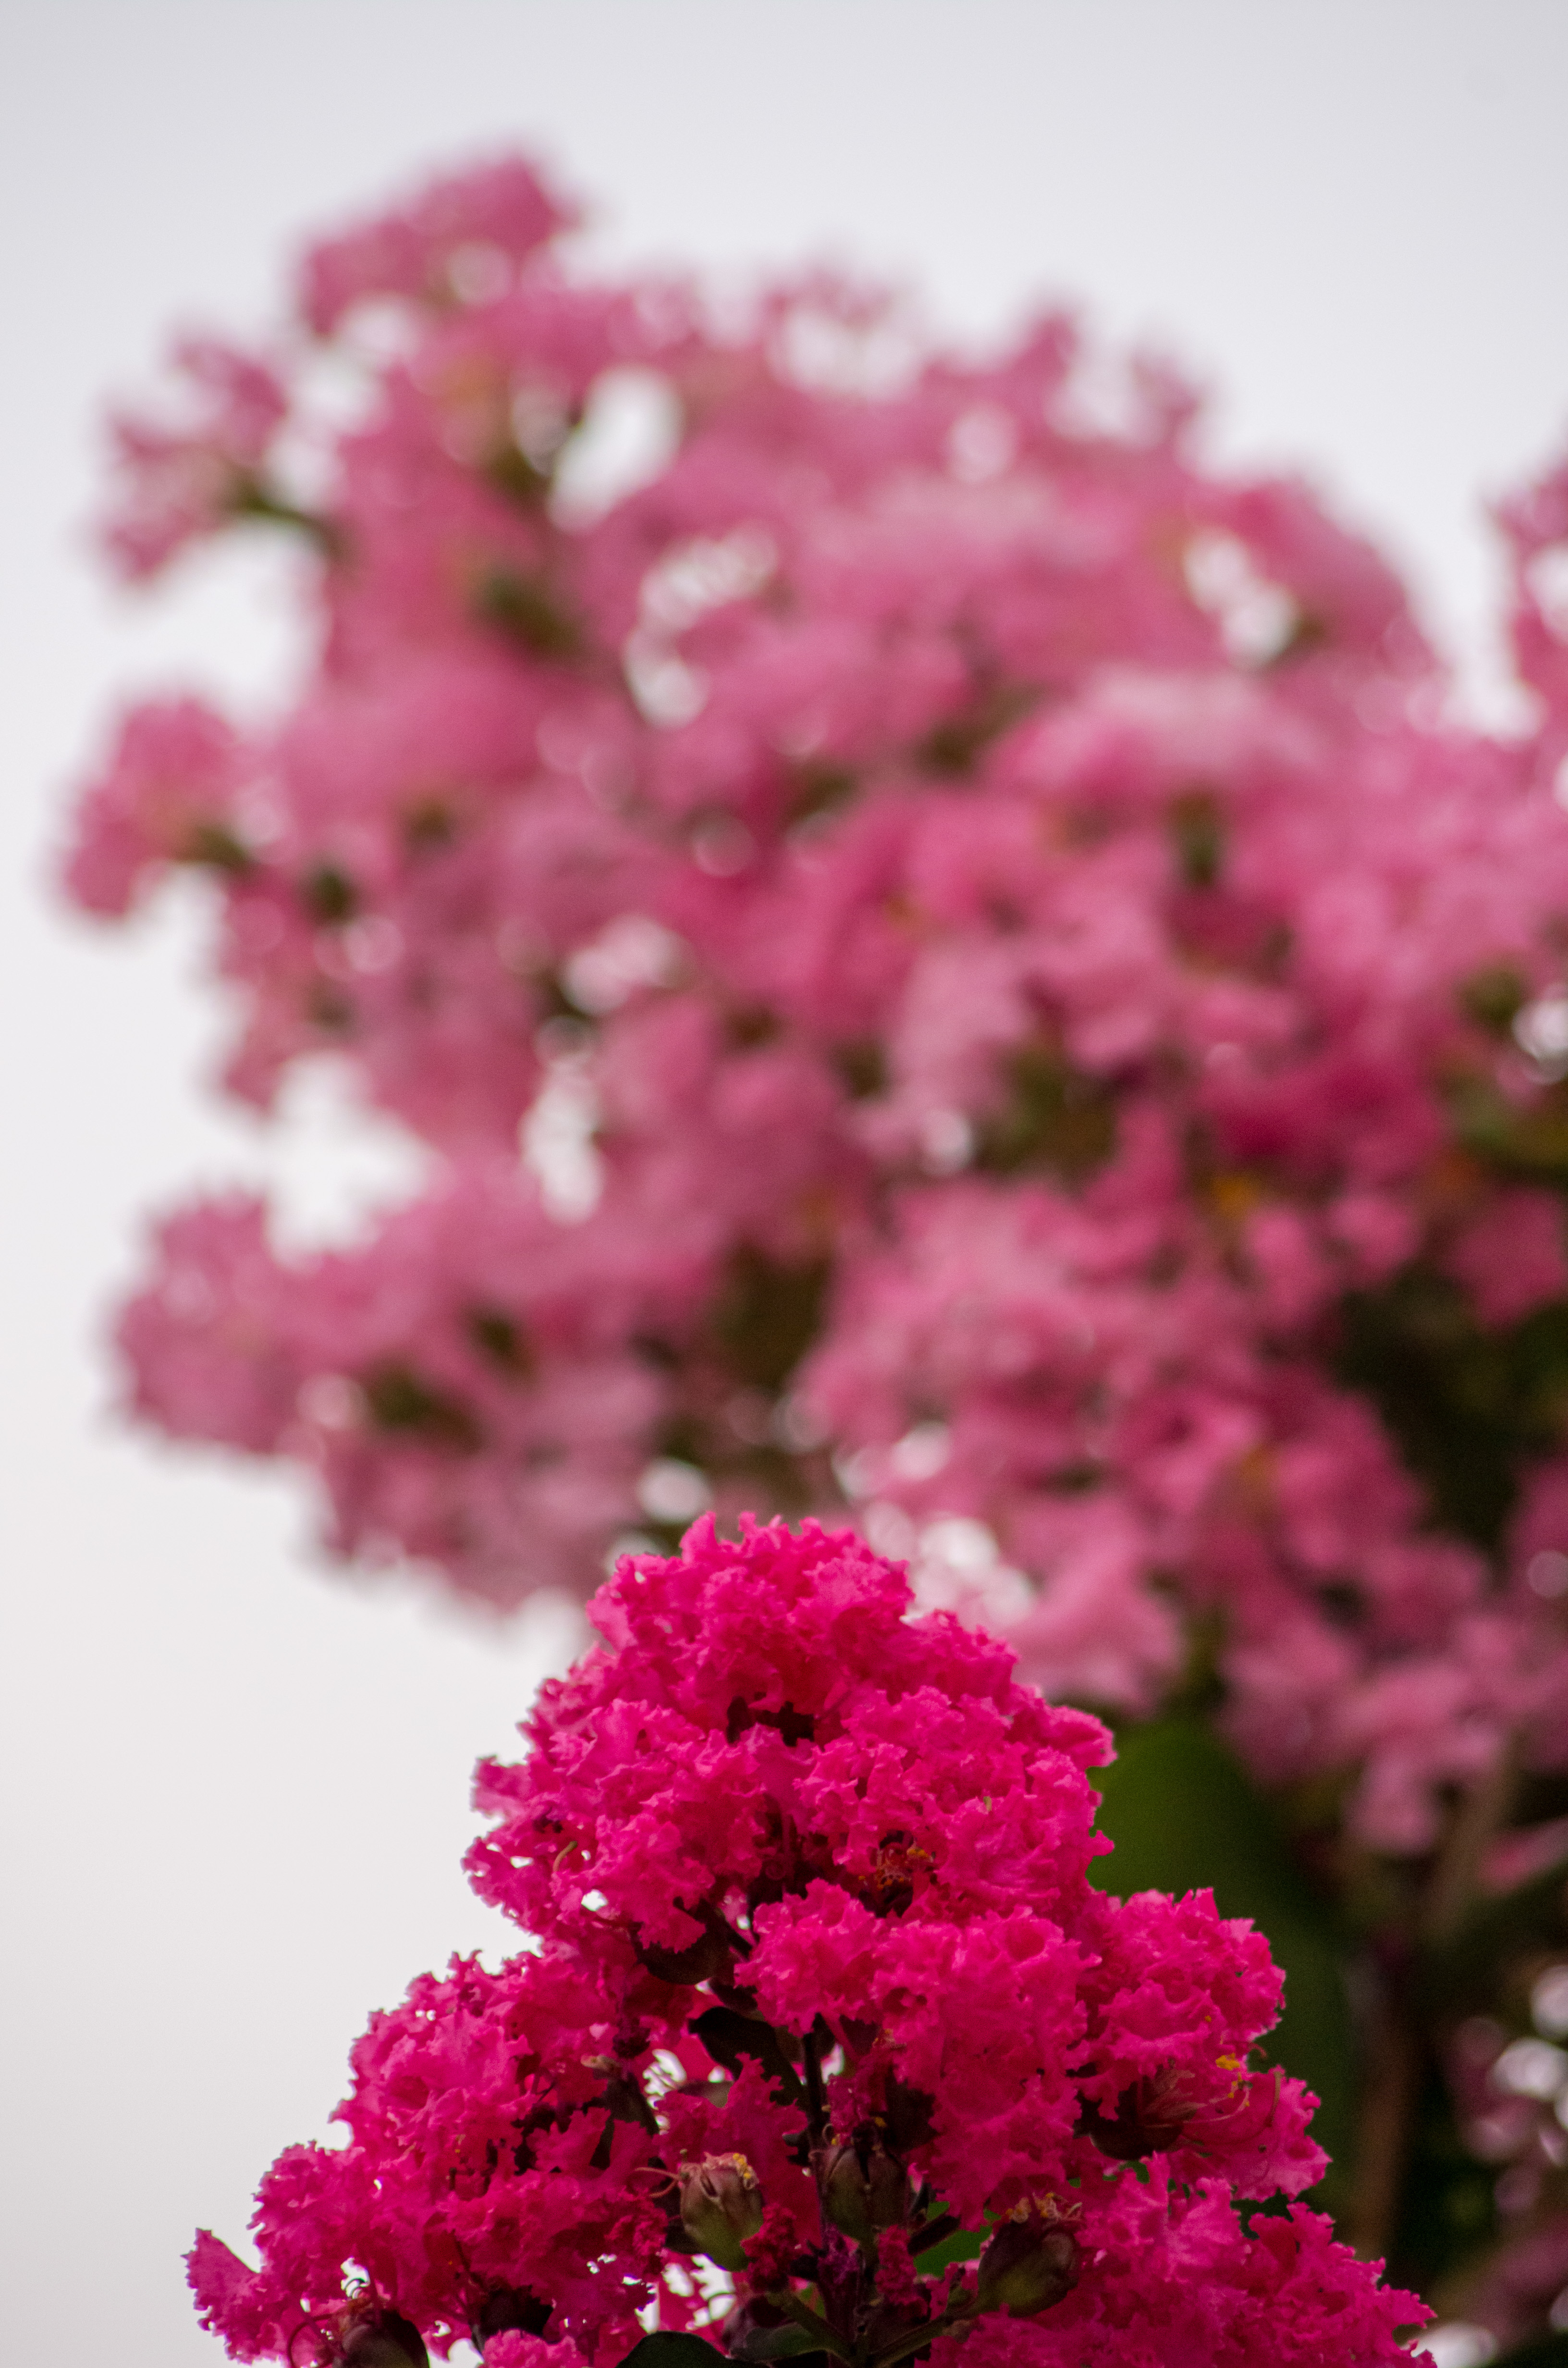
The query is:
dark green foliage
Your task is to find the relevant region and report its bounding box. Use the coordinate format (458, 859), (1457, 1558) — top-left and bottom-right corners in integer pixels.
(1391, 2051), (1498, 2308)
(1169, 789), (1225, 888)
(916, 682), (1036, 777)
(474, 566), (582, 658)
(972, 1043), (1117, 1183)
(908, 2221), (988, 2272)
(832, 1039), (887, 1101)
(1336, 1264), (1568, 1553)
(301, 860), (358, 924)
(361, 1362), (480, 1450)
(691, 2003), (803, 2097)
(1463, 965), (1530, 1036)
(711, 1246), (833, 1393)
(404, 798), (459, 851)
(619, 2336), (733, 2368)
(1494, 2339), (1568, 2368)
(466, 1307), (535, 1378)
(181, 820), (254, 874)
(727, 2320), (824, 2364)
(1452, 1075), (1568, 1188)
(788, 761), (858, 828)
(487, 443), (554, 509)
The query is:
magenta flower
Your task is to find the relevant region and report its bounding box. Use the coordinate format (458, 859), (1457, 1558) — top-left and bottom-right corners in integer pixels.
(189, 1520), (1424, 2367)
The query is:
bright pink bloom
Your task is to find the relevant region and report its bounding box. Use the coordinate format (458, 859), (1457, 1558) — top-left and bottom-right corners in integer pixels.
(190, 1521), (1424, 2367)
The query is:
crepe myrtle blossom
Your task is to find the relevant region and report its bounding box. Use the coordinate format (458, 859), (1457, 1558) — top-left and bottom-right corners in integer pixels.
(64, 151), (1568, 1872)
(188, 1520), (1425, 2368)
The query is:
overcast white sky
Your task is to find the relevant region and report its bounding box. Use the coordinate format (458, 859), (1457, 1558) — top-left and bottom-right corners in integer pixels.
(6, 4), (1568, 2357)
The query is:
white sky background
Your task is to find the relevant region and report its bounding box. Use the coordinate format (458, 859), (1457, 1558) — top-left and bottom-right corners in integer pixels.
(5, 1), (1568, 2355)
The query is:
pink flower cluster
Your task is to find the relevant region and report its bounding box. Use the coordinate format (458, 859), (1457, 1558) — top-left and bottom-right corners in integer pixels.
(65, 152), (1568, 1851)
(189, 1519), (1425, 2367)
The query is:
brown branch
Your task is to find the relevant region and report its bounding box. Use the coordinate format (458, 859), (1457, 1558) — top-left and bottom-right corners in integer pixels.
(1422, 1733), (1519, 1950)
(1345, 1732), (1519, 2261)
(1342, 1978), (1420, 2263)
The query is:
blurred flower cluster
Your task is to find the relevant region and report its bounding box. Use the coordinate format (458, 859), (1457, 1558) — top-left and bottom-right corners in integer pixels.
(66, 153), (1568, 2346)
(190, 1518), (1424, 2368)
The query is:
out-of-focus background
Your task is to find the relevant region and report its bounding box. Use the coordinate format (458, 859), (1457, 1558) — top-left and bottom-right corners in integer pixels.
(5, 3), (1568, 2353)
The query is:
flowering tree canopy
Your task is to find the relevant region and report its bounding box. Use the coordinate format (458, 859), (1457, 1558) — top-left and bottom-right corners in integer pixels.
(65, 152), (1568, 1862)
(66, 153), (1568, 2349)
(190, 1518), (1425, 2368)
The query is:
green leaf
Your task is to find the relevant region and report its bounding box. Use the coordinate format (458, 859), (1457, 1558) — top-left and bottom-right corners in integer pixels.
(1335, 1262), (1568, 1553)
(710, 1245), (831, 1392)
(1090, 1719), (1358, 2207)
(728, 2321), (823, 2362)
(619, 2337), (726, 2368)
(912, 2221), (988, 2272)
(971, 1042), (1117, 1182)
(474, 565), (582, 658)
(691, 2004), (801, 2096)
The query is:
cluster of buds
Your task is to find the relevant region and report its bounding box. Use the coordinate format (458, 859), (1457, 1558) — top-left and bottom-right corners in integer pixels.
(676, 2131), (1081, 2366)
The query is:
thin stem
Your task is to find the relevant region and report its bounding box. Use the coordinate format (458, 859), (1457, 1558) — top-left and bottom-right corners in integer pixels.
(801, 2024), (828, 2147)
(1345, 1733), (1520, 2260)
(907, 2213), (958, 2257)
(1422, 1734), (1518, 1950)
(869, 2298), (974, 2368)
(1343, 1973), (1420, 2264)
(618, 2072), (660, 2138)
(231, 475), (343, 557)
(776, 2293), (854, 2364)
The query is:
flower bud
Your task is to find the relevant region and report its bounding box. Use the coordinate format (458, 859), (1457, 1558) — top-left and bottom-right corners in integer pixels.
(818, 2138), (909, 2243)
(338, 2306), (430, 2368)
(976, 2216), (1080, 2319)
(679, 2152), (765, 2269)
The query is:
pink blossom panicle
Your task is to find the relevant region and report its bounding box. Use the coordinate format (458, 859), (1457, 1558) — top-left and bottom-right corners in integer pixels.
(65, 152), (1568, 1867)
(190, 1520), (1426, 2368)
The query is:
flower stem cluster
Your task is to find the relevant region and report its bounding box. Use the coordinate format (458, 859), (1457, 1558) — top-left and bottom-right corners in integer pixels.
(189, 1520), (1425, 2368)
